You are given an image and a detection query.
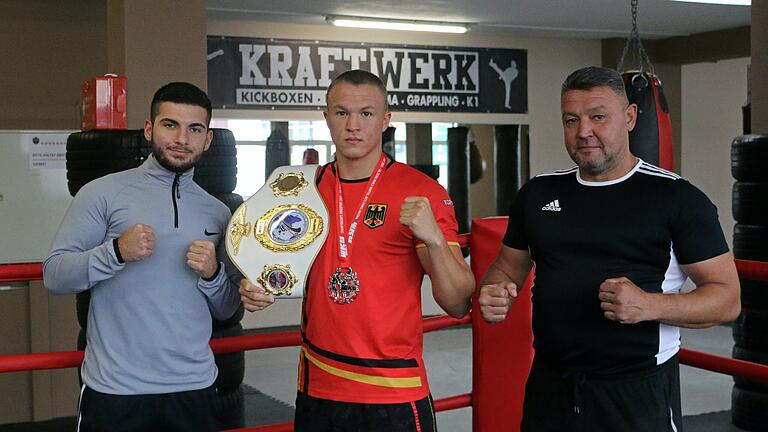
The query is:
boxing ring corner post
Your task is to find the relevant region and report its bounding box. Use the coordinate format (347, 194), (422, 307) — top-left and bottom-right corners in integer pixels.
(469, 217), (534, 432)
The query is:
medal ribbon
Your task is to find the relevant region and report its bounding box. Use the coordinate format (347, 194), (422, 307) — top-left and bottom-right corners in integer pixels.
(334, 154), (388, 266)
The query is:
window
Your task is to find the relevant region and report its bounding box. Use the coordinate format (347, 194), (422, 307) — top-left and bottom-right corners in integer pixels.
(210, 119), (270, 197)
(431, 123), (457, 189)
(390, 121), (408, 163)
(233, 145), (266, 196)
(214, 119), (271, 141)
(290, 144), (331, 166)
(288, 120), (335, 165)
(209, 119), (411, 197)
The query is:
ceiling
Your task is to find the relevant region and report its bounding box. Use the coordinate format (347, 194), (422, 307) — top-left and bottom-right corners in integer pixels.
(207, 0), (750, 40)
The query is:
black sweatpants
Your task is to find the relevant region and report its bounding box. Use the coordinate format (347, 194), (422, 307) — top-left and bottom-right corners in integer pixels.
(76, 385), (219, 432)
(294, 392), (437, 432)
(521, 356), (682, 432)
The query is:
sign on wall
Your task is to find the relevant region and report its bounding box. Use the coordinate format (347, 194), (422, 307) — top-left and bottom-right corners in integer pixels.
(207, 36), (527, 113)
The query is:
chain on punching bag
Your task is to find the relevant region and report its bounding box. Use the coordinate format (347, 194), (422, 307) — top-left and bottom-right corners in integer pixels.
(617, 0), (674, 171)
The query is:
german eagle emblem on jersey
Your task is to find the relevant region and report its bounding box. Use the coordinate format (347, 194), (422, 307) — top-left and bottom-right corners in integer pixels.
(363, 204), (387, 229)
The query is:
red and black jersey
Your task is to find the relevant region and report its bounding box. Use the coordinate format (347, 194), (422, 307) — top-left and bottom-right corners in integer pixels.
(298, 160), (459, 404)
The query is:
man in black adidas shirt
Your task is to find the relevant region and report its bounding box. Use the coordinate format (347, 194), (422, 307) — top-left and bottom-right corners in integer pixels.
(478, 66), (740, 431)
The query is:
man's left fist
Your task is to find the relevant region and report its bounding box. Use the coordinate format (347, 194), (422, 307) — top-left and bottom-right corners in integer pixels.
(187, 240), (218, 279)
(599, 277), (652, 324)
(400, 196), (441, 246)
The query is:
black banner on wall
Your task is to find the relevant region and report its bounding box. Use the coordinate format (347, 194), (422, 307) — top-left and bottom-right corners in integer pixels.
(207, 36), (527, 113)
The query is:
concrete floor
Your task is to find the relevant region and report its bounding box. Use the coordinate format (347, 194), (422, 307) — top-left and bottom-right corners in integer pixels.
(243, 324), (742, 431)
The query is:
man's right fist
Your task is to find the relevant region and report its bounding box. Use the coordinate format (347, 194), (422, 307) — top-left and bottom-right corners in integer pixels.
(478, 282), (518, 323)
(117, 224), (155, 262)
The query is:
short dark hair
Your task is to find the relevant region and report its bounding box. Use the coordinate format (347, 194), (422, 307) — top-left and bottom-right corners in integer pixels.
(326, 69), (388, 110)
(150, 82), (212, 124)
(561, 66), (628, 104)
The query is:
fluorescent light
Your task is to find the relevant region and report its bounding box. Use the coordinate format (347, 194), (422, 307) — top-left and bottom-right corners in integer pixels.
(327, 16), (469, 34)
(670, 0), (750, 5)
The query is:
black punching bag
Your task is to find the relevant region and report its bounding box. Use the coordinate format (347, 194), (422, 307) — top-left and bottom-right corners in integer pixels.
(469, 141), (486, 184)
(382, 126), (396, 160)
(265, 128), (290, 178)
(622, 72), (674, 170)
(617, 0), (674, 171)
(447, 126), (470, 233)
(495, 125), (522, 216)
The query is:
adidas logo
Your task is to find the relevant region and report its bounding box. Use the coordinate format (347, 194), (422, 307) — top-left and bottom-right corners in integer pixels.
(541, 199), (562, 212)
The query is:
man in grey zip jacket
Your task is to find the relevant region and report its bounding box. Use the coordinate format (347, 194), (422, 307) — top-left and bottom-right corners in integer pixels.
(44, 82), (241, 432)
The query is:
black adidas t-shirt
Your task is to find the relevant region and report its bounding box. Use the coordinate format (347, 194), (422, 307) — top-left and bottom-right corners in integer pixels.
(503, 161), (728, 374)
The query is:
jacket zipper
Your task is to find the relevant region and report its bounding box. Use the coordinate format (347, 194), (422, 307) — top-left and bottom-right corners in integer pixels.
(172, 173), (181, 228)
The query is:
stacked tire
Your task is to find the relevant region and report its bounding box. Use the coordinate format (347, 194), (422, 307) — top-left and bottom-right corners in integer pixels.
(195, 129), (244, 428)
(194, 128), (240, 205)
(68, 128), (245, 428)
(66, 129), (149, 196)
(730, 134), (768, 431)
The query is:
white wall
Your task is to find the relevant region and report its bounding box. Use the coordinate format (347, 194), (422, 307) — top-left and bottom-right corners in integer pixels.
(681, 57), (750, 248)
(0, 132), (73, 264)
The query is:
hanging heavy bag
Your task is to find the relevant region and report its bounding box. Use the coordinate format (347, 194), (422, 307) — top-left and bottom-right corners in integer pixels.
(621, 72), (674, 170)
(617, 0), (674, 171)
(265, 128), (290, 179)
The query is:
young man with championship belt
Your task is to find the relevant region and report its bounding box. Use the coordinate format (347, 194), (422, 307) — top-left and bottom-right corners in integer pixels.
(240, 69), (475, 431)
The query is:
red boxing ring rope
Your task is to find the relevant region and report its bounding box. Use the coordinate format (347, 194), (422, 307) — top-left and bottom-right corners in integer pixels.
(0, 316), (470, 373)
(3, 254), (758, 286)
(0, 238), (463, 283)
(735, 258), (768, 282)
(1, 231), (768, 432)
(678, 348), (768, 385)
(0, 262), (43, 282)
(0, 313), (471, 432)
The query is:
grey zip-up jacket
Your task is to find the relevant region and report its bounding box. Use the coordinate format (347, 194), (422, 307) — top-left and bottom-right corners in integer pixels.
(44, 155), (241, 395)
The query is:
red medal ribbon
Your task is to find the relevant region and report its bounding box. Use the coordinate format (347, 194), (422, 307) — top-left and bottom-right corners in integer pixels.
(334, 154), (388, 266)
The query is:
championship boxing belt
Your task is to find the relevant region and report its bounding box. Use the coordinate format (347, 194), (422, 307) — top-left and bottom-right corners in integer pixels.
(226, 165), (328, 298)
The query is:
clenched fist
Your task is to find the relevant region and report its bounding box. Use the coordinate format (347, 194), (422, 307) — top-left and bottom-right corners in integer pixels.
(117, 224), (155, 262)
(239, 278), (276, 312)
(187, 240), (218, 279)
(599, 277), (651, 324)
(478, 282), (518, 323)
(399, 196), (441, 246)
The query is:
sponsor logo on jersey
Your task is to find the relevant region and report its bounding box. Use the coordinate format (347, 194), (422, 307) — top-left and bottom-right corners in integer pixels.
(363, 204), (387, 228)
(541, 200), (561, 212)
(443, 199), (454, 206)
